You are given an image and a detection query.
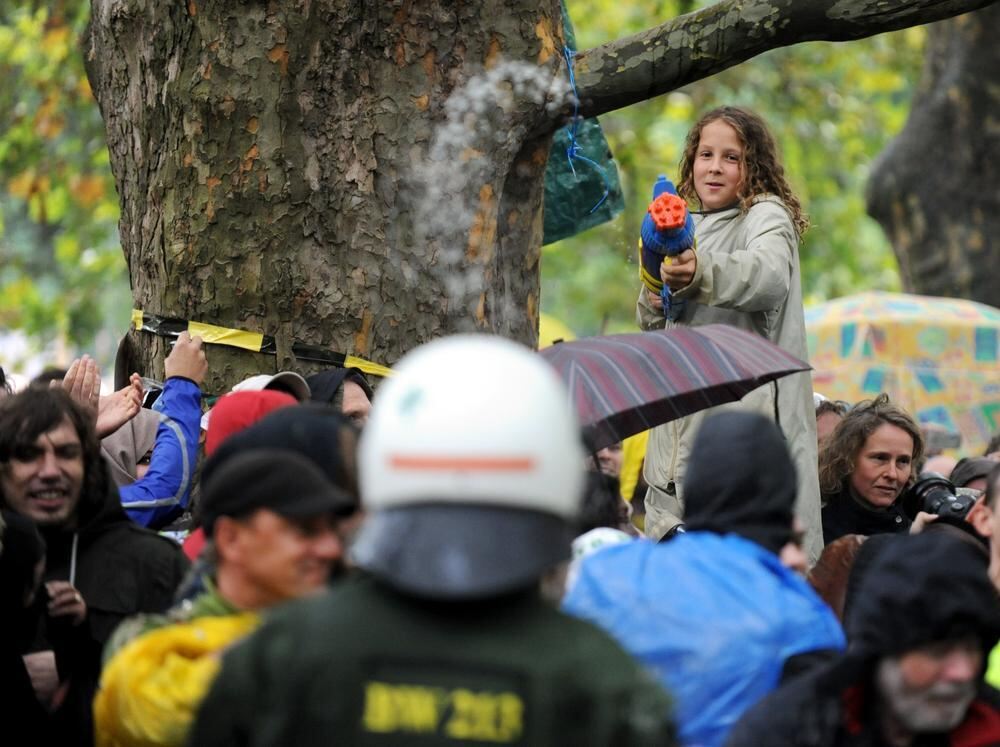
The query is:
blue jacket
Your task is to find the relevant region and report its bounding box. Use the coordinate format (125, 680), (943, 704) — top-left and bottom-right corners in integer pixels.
(120, 377), (201, 528)
(563, 533), (845, 747)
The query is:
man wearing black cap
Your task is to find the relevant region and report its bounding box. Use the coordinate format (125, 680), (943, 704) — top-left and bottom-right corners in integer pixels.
(95, 449), (355, 746)
(727, 531), (1000, 747)
(564, 411), (845, 747)
(194, 449), (353, 608)
(189, 335), (676, 746)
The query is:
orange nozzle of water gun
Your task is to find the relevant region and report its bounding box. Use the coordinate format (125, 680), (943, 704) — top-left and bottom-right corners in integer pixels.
(648, 193), (688, 232)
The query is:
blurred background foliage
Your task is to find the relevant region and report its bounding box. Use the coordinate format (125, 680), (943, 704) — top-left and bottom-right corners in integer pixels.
(543, 0), (919, 336)
(0, 0), (919, 372)
(0, 2), (129, 373)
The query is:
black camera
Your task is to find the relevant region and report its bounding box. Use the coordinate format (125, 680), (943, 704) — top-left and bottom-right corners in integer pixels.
(900, 473), (977, 521)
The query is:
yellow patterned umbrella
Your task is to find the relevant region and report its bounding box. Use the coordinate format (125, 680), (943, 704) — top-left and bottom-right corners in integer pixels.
(806, 291), (1000, 454)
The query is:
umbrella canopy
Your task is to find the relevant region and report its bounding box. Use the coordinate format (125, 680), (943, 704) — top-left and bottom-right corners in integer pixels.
(806, 290), (1000, 454)
(539, 324), (811, 450)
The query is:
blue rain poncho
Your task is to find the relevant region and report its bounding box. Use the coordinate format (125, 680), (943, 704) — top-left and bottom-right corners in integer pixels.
(563, 533), (845, 747)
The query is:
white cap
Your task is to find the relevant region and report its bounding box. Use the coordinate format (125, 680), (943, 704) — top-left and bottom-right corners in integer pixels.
(231, 371), (310, 402)
(199, 371), (311, 431)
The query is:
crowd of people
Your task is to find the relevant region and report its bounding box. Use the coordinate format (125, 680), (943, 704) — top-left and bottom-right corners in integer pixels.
(3, 103), (1000, 746)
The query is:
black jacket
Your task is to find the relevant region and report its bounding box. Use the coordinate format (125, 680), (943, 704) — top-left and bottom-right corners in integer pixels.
(822, 485), (909, 545)
(726, 531), (1000, 747)
(38, 465), (190, 646)
(33, 464), (189, 746)
(0, 511), (51, 740)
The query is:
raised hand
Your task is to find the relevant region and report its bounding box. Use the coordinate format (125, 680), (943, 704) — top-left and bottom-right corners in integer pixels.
(164, 331), (208, 385)
(96, 373), (144, 438)
(59, 356), (101, 418)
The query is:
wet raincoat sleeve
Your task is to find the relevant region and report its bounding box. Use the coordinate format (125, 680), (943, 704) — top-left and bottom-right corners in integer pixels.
(119, 377), (202, 529)
(673, 199), (795, 313)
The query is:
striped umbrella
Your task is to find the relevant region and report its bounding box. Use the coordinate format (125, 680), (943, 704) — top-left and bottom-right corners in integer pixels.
(539, 324), (811, 450)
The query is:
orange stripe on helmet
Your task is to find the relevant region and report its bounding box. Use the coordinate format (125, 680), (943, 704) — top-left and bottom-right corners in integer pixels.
(389, 455), (536, 472)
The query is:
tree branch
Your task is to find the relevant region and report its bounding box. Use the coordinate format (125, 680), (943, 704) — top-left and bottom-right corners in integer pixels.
(573, 0), (998, 118)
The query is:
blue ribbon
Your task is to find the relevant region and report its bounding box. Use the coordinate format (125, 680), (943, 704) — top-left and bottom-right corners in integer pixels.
(562, 45), (610, 215)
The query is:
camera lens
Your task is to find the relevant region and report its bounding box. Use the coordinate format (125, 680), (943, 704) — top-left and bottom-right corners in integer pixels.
(921, 485), (954, 515)
(901, 473), (966, 521)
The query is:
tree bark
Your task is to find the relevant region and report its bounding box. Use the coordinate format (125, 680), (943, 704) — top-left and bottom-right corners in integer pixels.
(84, 0), (999, 388)
(84, 0), (563, 388)
(866, 6), (999, 301)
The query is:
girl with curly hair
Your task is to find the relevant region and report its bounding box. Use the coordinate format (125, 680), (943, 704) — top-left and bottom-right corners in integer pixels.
(819, 393), (924, 543)
(637, 106), (821, 562)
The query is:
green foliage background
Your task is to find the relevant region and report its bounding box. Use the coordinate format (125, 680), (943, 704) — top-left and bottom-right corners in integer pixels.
(543, 0), (919, 336)
(0, 4), (130, 372)
(0, 1), (920, 370)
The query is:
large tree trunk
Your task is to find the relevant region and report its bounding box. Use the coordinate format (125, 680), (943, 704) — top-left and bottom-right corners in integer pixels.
(84, 0), (563, 389)
(866, 7), (1000, 301)
(84, 0), (998, 389)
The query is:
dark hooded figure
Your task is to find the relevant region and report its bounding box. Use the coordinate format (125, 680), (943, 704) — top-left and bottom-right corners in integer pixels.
(682, 411), (799, 552)
(563, 412), (845, 747)
(306, 368), (373, 427)
(0, 387), (189, 745)
(726, 531), (1000, 747)
(0, 509), (50, 733)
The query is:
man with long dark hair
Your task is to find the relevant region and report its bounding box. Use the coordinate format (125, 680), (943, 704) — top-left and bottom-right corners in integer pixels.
(0, 387), (188, 745)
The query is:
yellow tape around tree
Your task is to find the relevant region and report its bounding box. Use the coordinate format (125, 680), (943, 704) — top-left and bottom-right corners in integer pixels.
(131, 309), (392, 378)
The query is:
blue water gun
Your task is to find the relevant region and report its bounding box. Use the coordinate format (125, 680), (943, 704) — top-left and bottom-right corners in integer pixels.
(639, 176), (696, 321)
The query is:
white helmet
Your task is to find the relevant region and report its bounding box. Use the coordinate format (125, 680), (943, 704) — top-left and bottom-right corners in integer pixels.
(353, 334), (586, 599)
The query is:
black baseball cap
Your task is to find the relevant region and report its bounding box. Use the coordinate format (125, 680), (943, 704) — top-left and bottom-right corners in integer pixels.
(200, 449), (356, 536)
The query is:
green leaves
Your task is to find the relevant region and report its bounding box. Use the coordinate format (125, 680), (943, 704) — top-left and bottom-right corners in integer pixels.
(0, 5), (129, 363)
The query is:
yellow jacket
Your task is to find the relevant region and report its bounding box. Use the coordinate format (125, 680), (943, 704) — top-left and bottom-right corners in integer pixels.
(94, 612), (259, 747)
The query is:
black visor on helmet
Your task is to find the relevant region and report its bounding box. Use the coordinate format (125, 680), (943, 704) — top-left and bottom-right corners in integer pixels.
(351, 504), (573, 601)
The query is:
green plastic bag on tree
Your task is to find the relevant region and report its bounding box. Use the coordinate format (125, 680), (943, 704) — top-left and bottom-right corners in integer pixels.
(542, 2), (625, 246)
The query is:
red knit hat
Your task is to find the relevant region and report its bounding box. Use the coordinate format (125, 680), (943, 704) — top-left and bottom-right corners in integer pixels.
(204, 390), (297, 456)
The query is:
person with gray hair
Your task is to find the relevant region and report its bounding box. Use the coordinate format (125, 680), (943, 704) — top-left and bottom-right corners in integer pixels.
(727, 531), (1000, 746)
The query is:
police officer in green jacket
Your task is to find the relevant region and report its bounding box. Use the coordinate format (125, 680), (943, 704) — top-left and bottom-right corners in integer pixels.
(188, 335), (677, 747)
